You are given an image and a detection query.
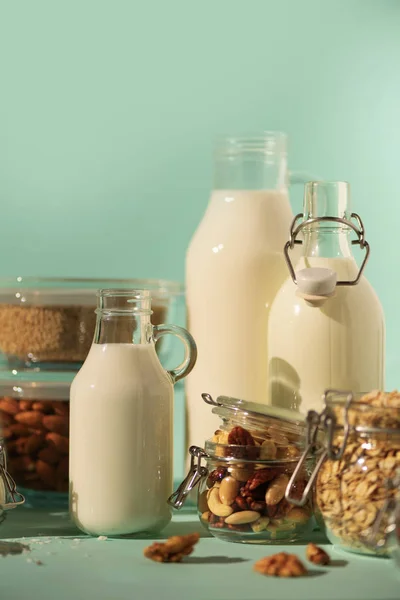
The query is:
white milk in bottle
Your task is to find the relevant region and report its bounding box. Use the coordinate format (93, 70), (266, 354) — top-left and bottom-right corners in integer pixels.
(69, 289), (196, 536)
(186, 133), (308, 451)
(267, 181), (385, 415)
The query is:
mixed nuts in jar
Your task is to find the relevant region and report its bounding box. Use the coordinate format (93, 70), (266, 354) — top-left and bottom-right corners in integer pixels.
(169, 394), (316, 544)
(287, 389), (400, 556)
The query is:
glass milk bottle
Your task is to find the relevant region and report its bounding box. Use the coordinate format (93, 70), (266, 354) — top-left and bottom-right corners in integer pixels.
(69, 289), (197, 537)
(186, 132), (311, 451)
(267, 181), (385, 415)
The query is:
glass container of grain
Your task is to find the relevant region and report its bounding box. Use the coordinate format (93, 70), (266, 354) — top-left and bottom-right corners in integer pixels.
(0, 277), (184, 369)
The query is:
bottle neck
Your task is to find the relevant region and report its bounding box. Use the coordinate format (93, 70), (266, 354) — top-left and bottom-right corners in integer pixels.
(302, 228), (353, 259)
(94, 313), (152, 345)
(93, 290), (153, 345)
(301, 181), (354, 260)
(213, 134), (288, 191)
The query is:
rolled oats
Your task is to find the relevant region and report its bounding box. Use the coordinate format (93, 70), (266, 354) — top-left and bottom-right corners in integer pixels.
(316, 390), (400, 555)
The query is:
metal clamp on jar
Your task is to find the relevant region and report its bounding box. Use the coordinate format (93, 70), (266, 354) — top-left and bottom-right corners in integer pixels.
(285, 389), (400, 556)
(169, 393), (316, 544)
(0, 440), (25, 524)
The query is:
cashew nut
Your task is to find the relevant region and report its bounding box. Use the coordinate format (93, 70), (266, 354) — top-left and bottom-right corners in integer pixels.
(207, 486), (234, 517)
(207, 482), (220, 500)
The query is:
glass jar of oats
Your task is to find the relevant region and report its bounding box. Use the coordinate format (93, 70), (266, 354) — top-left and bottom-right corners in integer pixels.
(169, 393), (317, 544)
(286, 389), (400, 556)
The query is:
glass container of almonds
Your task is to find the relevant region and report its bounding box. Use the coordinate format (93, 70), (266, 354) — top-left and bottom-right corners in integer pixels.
(286, 389), (400, 556)
(0, 370), (73, 509)
(169, 393), (316, 544)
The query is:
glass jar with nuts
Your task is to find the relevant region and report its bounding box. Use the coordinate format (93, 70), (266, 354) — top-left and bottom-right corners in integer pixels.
(286, 389), (400, 556)
(0, 372), (73, 508)
(169, 394), (316, 544)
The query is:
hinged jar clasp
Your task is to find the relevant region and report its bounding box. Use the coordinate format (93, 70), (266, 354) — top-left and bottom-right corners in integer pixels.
(0, 442), (25, 509)
(168, 446), (208, 509)
(285, 390), (353, 506)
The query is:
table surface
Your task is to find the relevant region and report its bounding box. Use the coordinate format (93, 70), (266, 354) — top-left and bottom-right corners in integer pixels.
(0, 507), (398, 600)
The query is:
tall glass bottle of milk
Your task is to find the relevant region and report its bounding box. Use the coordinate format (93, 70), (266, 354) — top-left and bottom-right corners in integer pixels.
(267, 181), (385, 415)
(186, 132), (312, 450)
(69, 289), (197, 537)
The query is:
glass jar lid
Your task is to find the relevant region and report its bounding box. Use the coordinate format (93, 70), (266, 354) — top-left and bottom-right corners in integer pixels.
(324, 389), (400, 433)
(0, 368), (73, 401)
(202, 393), (306, 443)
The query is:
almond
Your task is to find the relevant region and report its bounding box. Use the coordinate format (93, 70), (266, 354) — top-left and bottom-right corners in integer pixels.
(43, 415), (69, 436)
(15, 437), (30, 454)
(46, 432), (69, 454)
(9, 423), (31, 437)
(265, 474), (290, 506)
(56, 457), (69, 479)
(19, 400), (32, 411)
(32, 402), (46, 412)
(15, 411), (43, 429)
(0, 412), (14, 425)
(38, 447), (60, 465)
(0, 398), (19, 415)
(2, 427), (12, 439)
(36, 460), (57, 486)
(9, 456), (35, 472)
(52, 402), (69, 417)
(24, 434), (45, 454)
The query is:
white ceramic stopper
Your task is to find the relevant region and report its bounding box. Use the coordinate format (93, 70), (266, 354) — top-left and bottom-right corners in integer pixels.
(296, 267), (337, 297)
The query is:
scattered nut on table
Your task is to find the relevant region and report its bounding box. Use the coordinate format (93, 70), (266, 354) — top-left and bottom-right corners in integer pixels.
(253, 552), (308, 577)
(143, 533), (200, 563)
(306, 543), (330, 565)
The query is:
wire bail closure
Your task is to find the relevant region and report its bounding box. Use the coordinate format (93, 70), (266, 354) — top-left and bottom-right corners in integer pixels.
(167, 446), (208, 509)
(284, 213), (370, 287)
(0, 442), (25, 510)
(285, 390), (354, 507)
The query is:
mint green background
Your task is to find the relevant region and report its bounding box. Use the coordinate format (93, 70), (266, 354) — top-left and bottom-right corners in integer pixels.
(1, 0), (400, 396)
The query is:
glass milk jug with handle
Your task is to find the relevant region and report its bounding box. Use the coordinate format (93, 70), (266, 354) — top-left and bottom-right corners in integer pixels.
(186, 132), (316, 452)
(267, 181), (385, 415)
(69, 289), (197, 537)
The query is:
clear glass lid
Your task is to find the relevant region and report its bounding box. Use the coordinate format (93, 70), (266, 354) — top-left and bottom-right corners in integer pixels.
(202, 393), (306, 441)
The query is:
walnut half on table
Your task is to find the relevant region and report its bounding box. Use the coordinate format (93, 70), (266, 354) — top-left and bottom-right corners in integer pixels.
(254, 552), (308, 577)
(143, 533), (200, 563)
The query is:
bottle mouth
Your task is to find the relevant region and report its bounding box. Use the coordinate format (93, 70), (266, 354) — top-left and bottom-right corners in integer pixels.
(215, 132), (287, 157)
(96, 289), (153, 315)
(303, 181), (351, 221)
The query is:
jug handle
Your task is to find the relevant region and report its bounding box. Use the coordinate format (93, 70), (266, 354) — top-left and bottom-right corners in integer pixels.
(153, 324), (197, 383)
